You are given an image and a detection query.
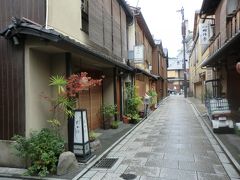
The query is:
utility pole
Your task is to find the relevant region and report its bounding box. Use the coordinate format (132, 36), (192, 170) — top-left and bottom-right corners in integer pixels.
(178, 7), (187, 98)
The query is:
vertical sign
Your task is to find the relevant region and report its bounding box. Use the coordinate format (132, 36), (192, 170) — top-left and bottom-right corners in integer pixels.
(73, 110), (90, 156)
(134, 45), (144, 63)
(199, 23), (209, 44)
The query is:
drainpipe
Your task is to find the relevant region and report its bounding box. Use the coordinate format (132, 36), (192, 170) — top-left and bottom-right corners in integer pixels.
(45, 0), (49, 29)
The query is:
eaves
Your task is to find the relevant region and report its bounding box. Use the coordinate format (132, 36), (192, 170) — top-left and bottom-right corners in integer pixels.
(0, 18), (133, 71)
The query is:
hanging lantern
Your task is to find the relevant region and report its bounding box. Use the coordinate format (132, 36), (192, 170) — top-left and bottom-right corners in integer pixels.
(236, 62), (240, 74)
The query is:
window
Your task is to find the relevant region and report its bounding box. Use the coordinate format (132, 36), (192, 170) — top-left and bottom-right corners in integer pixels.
(81, 0), (89, 34)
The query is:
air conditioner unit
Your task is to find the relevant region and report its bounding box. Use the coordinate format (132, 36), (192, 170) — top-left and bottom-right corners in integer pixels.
(81, 0), (88, 14)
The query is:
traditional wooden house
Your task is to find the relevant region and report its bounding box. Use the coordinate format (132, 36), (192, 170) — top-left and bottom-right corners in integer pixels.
(0, 0), (133, 167)
(199, 0), (240, 120)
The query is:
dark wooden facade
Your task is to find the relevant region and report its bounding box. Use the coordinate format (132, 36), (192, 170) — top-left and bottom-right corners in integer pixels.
(0, 0), (46, 140)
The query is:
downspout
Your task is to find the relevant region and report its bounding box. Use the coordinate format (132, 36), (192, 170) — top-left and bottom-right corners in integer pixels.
(45, 0), (49, 29)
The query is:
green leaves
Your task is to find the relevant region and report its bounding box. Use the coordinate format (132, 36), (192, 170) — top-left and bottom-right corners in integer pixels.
(49, 75), (67, 95)
(125, 85), (143, 115)
(12, 129), (64, 177)
(101, 104), (118, 117)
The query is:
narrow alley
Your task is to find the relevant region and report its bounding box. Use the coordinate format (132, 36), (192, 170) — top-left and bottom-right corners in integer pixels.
(80, 96), (239, 180)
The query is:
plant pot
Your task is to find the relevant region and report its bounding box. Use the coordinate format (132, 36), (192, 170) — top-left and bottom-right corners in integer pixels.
(103, 117), (113, 129)
(122, 116), (130, 124)
(103, 120), (111, 129)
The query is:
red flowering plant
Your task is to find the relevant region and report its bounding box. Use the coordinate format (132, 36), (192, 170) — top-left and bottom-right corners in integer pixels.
(42, 72), (102, 130)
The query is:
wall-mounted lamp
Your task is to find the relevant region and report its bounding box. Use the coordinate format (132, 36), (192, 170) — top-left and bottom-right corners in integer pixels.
(12, 36), (20, 45)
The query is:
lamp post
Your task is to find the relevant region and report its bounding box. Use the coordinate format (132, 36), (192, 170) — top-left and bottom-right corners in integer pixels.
(178, 7), (187, 98)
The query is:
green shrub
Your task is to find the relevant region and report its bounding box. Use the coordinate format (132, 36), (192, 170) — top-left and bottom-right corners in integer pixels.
(147, 90), (158, 106)
(89, 131), (97, 142)
(111, 120), (120, 129)
(101, 104), (118, 118)
(12, 129), (65, 177)
(125, 85), (143, 116)
(128, 113), (141, 124)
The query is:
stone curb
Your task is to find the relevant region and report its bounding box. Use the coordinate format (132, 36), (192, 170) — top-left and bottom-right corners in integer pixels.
(188, 99), (240, 178)
(72, 96), (169, 180)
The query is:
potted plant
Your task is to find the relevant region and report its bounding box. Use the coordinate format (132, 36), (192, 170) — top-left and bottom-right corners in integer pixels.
(147, 89), (158, 110)
(122, 115), (130, 124)
(111, 120), (120, 129)
(128, 113), (141, 124)
(101, 104), (118, 129)
(89, 131), (97, 142)
(125, 85), (143, 120)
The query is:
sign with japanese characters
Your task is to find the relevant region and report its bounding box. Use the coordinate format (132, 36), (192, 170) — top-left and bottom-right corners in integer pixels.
(134, 45), (144, 63)
(199, 23), (209, 45)
(73, 110), (90, 156)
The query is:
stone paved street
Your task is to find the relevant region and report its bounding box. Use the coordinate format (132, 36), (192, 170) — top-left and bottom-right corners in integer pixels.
(80, 96), (240, 180)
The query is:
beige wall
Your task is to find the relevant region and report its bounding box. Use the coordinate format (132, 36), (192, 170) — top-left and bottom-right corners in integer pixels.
(25, 44), (67, 138)
(48, 0), (89, 45)
(103, 69), (115, 106)
(195, 83), (203, 100)
(25, 48), (51, 137)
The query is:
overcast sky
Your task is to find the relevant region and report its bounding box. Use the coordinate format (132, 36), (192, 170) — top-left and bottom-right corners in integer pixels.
(126, 0), (203, 57)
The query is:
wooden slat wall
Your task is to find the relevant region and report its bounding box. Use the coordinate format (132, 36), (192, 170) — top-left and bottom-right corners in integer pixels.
(103, 0), (112, 51)
(0, 0), (46, 140)
(120, 7), (127, 60)
(89, 0), (104, 46)
(112, 0), (122, 58)
(78, 86), (103, 130)
(90, 86), (102, 130)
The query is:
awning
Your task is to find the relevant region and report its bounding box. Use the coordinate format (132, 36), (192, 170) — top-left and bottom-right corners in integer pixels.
(201, 31), (240, 67)
(135, 67), (160, 80)
(200, 0), (221, 16)
(0, 18), (133, 71)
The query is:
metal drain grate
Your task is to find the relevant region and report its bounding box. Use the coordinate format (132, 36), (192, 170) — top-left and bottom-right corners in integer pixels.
(94, 158), (118, 168)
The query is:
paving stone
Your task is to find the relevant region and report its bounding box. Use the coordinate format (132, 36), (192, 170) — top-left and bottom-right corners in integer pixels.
(160, 168), (197, 180)
(194, 154), (221, 164)
(197, 172), (230, 180)
(164, 153), (195, 162)
(134, 152), (152, 158)
(102, 173), (123, 180)
(213, 165), (228, 175)
(124, 165), (161, 177)
(121, 158), (148, 166)
(140, 176), (163, 180)
(145, 159), (178, 169)
(91, 172), (106, 180)
(114, 164), (128, 174)
(82, 170), (97, 178)
(179, 161), (215, 173)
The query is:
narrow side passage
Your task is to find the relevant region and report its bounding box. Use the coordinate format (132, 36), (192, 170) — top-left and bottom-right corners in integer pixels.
(81, 96), (232, 180)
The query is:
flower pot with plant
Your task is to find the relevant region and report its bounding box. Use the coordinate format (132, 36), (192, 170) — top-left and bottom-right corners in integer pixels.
(111, 120), (120, 129)
(147, 89), (158, 110)
(122, 115), (130, 124)
(101, 104), (118, 129)
(125, 85), (143, 123)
